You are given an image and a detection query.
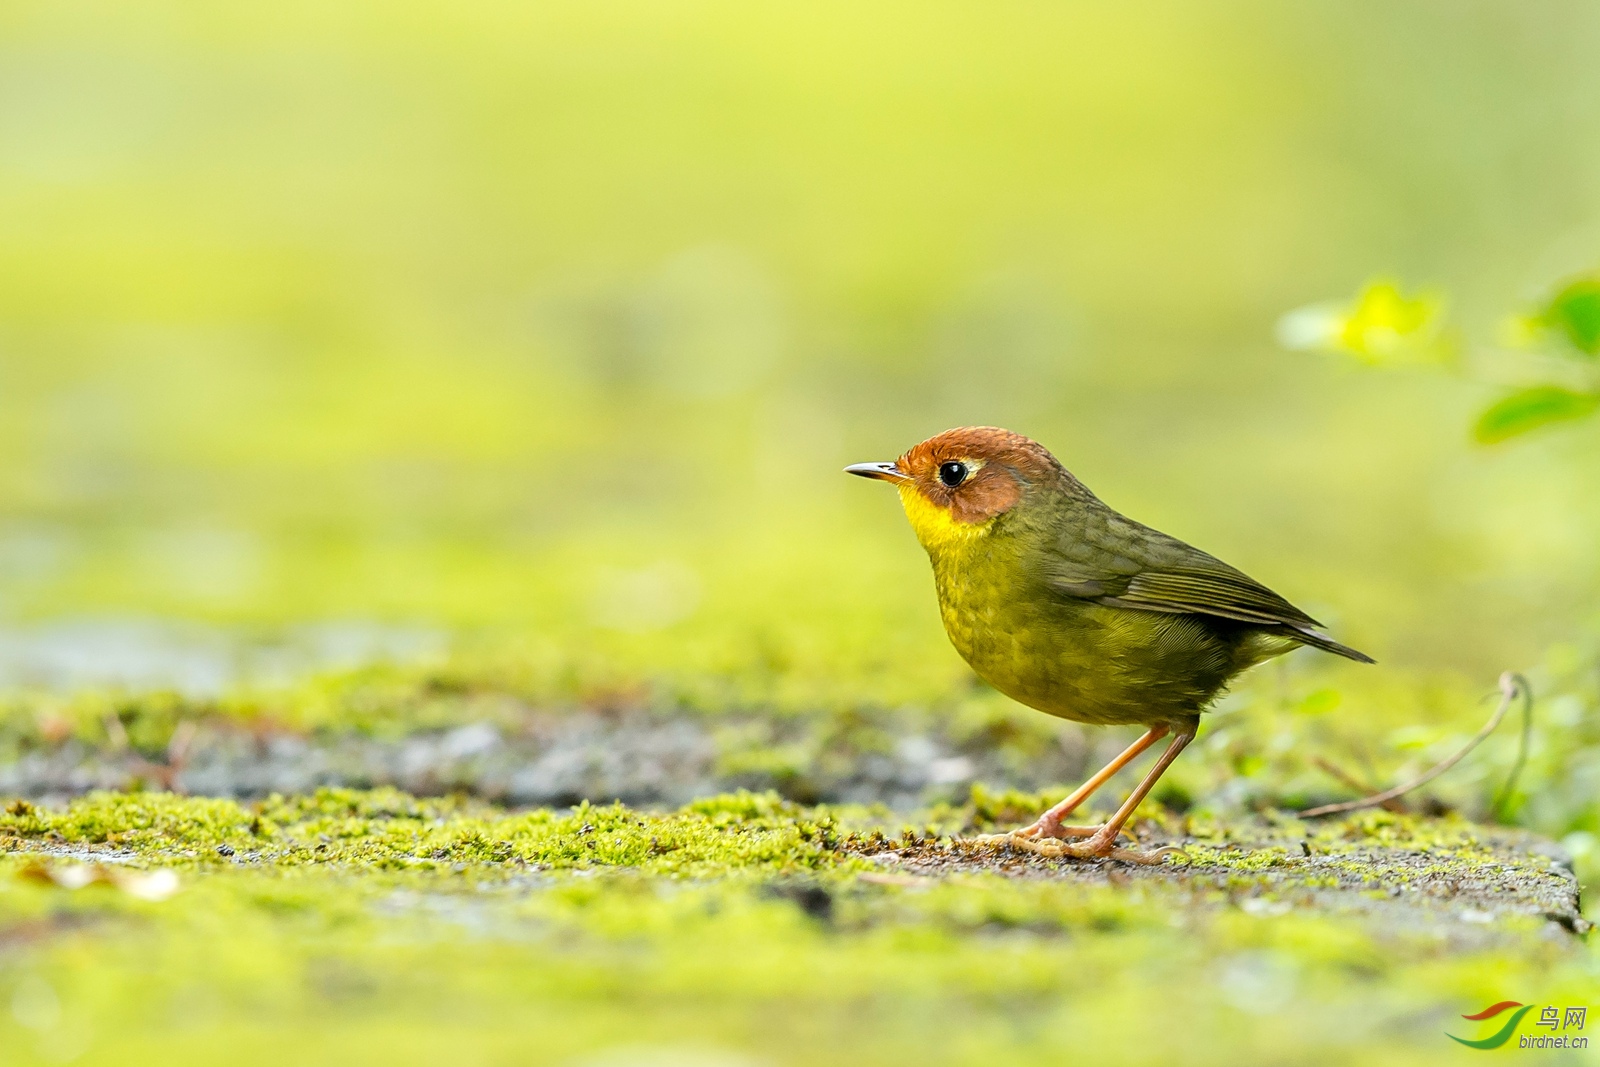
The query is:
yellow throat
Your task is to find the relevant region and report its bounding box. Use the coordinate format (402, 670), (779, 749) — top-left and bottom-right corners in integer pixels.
(896, 483), (995, 554)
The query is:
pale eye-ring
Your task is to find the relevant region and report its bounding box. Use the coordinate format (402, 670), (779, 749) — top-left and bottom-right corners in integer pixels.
(937, 461), (969, 488)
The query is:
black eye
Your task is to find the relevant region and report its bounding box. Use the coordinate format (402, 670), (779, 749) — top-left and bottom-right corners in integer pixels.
(938, 462), (968, 488)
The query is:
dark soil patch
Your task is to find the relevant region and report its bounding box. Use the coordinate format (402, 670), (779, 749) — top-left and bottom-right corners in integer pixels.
(839, 818), (1590, 947)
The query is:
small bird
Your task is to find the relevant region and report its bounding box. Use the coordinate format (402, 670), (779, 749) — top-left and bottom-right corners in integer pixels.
(847, 426), (1372, 863)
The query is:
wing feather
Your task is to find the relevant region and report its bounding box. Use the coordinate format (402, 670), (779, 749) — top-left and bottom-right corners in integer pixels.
(1029, 487), (1374, 662)
(1042, 507), (1321, 630)
(1113, 569), (1322, 628)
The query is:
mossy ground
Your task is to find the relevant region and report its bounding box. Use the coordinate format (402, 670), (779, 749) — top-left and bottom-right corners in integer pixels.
(0, 789), (1592, 1067)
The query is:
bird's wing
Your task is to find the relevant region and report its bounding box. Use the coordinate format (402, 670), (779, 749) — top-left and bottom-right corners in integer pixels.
(1042, 506), (1323, 630)
(1099, 568), (1322, 628)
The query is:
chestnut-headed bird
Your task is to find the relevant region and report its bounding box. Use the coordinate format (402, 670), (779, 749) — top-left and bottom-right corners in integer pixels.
(847, 427), (1372, 863)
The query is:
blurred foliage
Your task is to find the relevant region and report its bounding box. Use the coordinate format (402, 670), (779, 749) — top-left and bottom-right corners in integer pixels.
(1477, 272), (1600, 441)
(1475, 385), (1599, 444)
(1277, 279), (1453, 364)
(1293, 271), (1600, 443)
(1508, 274), (1600, 357)
(1280, 266), (1600, 876)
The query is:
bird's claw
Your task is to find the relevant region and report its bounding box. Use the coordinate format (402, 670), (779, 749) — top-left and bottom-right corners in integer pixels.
(971, 831), (1185, 866)
(1010, 820), (1106, 841)
(1102, 844), (1187, 865)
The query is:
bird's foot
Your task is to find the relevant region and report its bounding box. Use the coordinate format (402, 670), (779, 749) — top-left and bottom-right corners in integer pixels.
(967, 823), (1102, 853)
(970, 814), (1121, 852)
(1067, 841), (1187, 866)
(1012, 818), (1104, 841)
(976, 828), (1185, 866)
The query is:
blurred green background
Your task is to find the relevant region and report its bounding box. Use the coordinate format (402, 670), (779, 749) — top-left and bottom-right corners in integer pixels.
(4, 0), (1600, 701)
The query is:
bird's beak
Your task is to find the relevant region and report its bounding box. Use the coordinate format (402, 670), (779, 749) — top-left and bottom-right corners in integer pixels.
(844, 461), (908, 483)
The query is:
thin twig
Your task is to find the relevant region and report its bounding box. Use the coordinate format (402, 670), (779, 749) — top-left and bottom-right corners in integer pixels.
(1492, 676), (1535, 818)
(1299, 672), (1529, 819)
(1311, 756), (1409, 813)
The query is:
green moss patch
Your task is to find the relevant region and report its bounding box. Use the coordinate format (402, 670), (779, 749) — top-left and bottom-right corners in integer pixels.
(0, 788), (1594, 1067)
(0, 789), (850, 878)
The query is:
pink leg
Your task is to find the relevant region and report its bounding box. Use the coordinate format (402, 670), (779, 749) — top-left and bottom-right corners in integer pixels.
(1053, 726), (1196, 864)
(1014, 725), (1170, 841)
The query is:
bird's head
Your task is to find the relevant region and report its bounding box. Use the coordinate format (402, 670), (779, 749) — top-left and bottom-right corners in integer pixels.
(846, 426), (1065, 551)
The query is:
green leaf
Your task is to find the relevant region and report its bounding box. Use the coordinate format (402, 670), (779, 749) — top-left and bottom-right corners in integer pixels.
(1543, 277), (1600, 355)
(1474, 386), (1599, 444)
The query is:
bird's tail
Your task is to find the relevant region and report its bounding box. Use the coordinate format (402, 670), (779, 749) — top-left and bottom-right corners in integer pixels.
(1290, 627), (1376, 664)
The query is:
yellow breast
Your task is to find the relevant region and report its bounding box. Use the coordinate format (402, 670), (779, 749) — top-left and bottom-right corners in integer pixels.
(897, 484), (1000, 670)
(896, 484), (995, 552)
